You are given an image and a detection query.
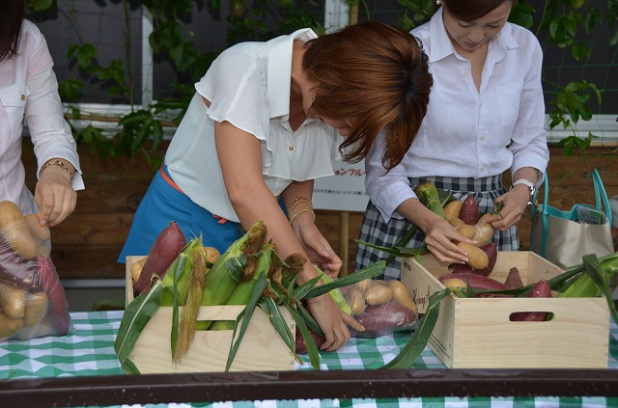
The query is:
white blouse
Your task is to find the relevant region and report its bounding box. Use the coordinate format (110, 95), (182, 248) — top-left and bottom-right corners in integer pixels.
(0, 20), (84, 215)
(165, 28), (343, 223)
(365, 8), (549, 222)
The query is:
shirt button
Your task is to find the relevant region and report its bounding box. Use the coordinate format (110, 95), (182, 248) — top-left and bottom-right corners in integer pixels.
(479, 135), (486, 141)
(21, 94), (25, 101)
(479, 165), (486, 172)
(288, 145), (294, 151)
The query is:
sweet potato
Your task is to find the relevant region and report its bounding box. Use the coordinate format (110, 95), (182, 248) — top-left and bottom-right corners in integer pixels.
(134, 221), (187, 296)
(0, 236), (37, 290)
(295, 326), (326, 354)
(23, 291), (49, 328)
(443, 200), (463, 222)
(388, 280), (417, 313)
(0, 280), (26, 319)
(33, 256), (71, 335)
(457, 242), (488, 270)
(459, 195), (479, 225)
(364, 280), (394, 306)
(511, 280), (552, 322)
(356, 299), (418, 337)
(504, 267), (524, 289)
(0, 310), (23, 339)
(439, 272), (507, 292)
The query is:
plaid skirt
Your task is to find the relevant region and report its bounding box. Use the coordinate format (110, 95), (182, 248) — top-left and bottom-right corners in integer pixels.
(355, 175), (519, 280)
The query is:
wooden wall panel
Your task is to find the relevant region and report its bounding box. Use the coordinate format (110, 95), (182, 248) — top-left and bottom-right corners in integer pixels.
(20, 142), (618, 279)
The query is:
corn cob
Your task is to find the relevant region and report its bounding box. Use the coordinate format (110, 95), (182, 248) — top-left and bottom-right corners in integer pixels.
(174, 246), (212, 361)
(314, 265), (352, 316)
(209, 242), (274, 331)
(159, 237), (201, 306)
(198, 220), (267, 330)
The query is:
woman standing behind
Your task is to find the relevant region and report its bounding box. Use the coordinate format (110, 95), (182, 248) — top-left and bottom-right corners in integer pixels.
(0, 0), (83, 226)
(119, 22), (433, 351)
(356, 0), (549, 280)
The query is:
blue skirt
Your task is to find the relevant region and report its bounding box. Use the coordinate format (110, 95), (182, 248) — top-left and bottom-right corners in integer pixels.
(117, 165), (244, 263)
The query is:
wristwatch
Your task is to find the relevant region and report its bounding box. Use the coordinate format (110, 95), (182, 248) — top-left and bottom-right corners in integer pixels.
(511, 179), (537, 205)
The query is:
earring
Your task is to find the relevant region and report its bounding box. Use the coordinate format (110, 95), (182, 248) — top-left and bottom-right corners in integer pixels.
(436, 0), (441, 4)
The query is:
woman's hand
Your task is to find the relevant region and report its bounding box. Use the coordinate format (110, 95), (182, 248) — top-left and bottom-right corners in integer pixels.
(306, 293), (355, 351)
(35, 165), (76, 227)
(421, 217), (475, 265)
(293, 217), (342, 278)
(481, 187), (529, 231)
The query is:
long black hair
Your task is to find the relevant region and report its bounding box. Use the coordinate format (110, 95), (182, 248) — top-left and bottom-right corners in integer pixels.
(0, 0), (26, 62)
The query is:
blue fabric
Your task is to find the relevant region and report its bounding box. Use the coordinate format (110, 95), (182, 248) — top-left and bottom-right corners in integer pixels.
(117, 165), (245, 263)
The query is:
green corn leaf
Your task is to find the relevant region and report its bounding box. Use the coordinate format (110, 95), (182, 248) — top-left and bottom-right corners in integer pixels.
(583, 254), (618, 325)
(302, 261), (386, 299)
(280, 296), (321, 369)
(355, 239), (428, 258)
(382, 288), (450, 369)
(295, 299), (323, 337)
(259, 296), (295, 352)
(225, 272), (269, 371)
(114, 280), (164, 374)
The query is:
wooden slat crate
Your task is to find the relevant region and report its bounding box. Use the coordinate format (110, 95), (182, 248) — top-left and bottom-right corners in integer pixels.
(124, 256), (295, 374)
(401, 251), (610, 369)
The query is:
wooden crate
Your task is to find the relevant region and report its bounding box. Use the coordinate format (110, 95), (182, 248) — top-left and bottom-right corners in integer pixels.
(401, 251), (610, 369)
(125, 256), (295, 374)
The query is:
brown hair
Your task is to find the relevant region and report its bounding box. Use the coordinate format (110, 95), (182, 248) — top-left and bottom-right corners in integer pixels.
(0, 0), (25, 62)
(303, 22), (433, 171)
(440, 0), (513, 21)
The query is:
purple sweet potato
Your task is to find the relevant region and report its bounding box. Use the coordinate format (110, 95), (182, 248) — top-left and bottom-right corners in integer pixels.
(356, 299), (418, 337)
(504, 267), (524, 289)
(134, 221), (187, 296)
(510, 279), (552, 322)
(459, 195), (479, 225)
(439, 272), (508, 292)
(33, 256), (71, 335)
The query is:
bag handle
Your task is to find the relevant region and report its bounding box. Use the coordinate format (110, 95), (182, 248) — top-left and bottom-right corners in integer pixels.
(529, 169), (612, 258)
(592, 168), (613, 227)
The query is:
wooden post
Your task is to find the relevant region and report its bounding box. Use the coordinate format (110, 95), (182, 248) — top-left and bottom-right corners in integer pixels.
(339, 211), (349, 276)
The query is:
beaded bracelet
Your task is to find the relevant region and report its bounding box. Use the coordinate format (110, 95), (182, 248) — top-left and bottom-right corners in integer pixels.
(41, 159), (73, 178)
(288, 208), (316, 225)
(289, 196), (313, 212)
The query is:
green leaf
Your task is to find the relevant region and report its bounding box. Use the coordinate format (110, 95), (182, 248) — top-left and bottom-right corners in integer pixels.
(302, 261), (386, 299)
(259, 297), (295, 352)
(382, 288), (450, 369)
(114, 281), (164, 374)
(225, 272), (269, 371)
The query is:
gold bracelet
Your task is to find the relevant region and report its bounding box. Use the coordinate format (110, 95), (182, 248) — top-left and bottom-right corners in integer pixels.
(289, 196), (313, 212)
(41, 159), (73, 178)
(289, 208), (316, 225)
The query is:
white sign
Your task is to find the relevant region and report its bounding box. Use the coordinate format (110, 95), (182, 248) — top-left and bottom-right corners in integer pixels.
(313, 159), (369, 212)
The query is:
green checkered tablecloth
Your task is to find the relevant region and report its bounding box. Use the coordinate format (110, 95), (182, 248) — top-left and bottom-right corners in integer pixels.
(1, 311), (617, 408)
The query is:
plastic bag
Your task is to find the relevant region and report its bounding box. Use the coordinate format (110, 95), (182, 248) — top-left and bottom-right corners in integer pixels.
(342, 279), (419, 338)
(0, 201), (71, 341)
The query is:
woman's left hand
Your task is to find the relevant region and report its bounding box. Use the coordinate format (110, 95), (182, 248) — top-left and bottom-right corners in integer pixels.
(296, 222), (342, 278)
(481, 186), (530, 230)
(34, 166), (77, 227)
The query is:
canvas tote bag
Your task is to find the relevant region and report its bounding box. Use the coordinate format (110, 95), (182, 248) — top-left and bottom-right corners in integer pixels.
(530, 169), (614, 268)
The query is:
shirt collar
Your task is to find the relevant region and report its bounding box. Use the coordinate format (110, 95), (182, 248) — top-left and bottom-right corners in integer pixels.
(428, 7), (518, 63)
(267, 28), (318, 118)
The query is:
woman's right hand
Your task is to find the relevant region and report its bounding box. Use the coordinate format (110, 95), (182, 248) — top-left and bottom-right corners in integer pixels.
(306, 293), (360, 351)
(422, 217), (476, 265)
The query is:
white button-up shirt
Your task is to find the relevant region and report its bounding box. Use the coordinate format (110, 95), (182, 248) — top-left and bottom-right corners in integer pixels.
(0, 20), (83, 215)
(165, 28), (343, 222)
(365, 8), (549, 222)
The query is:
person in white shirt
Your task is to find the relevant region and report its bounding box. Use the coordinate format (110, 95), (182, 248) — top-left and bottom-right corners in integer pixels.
(356, 0), (550, 280)
(119, 22), (433, 351)
(0, 0), (83, 227)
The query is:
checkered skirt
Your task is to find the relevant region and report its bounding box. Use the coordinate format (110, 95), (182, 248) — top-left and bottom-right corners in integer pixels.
(356, 175), (519, 280)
